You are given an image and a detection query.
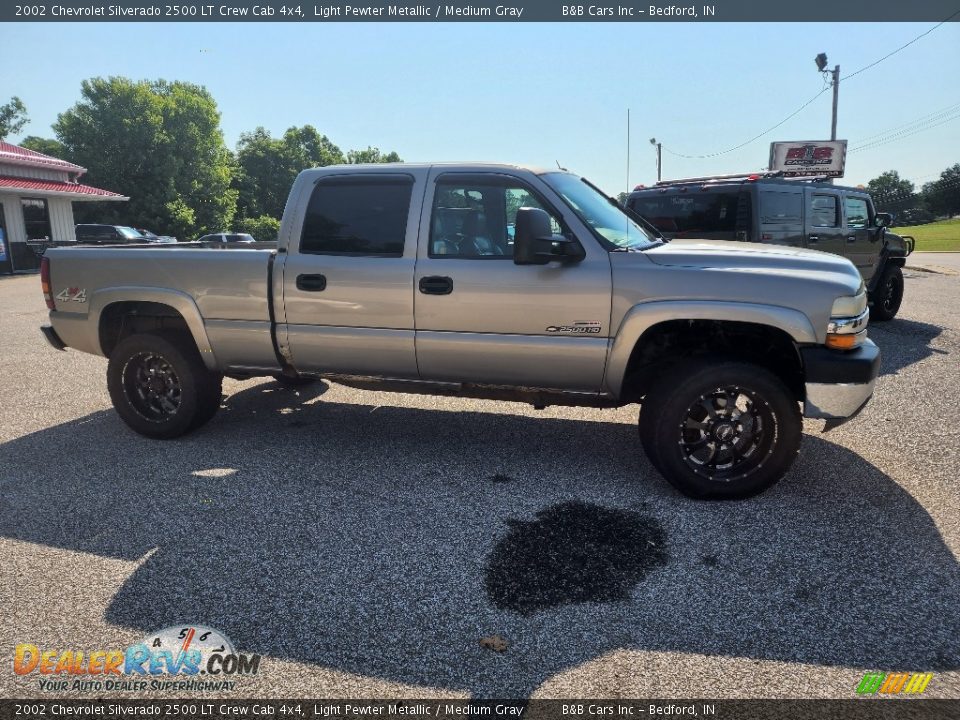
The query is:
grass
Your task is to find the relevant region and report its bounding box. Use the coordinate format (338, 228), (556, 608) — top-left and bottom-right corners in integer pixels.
(891, 218), (960, 252)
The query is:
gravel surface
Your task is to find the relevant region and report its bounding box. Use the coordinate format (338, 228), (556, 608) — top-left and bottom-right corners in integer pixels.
(1, 269), (957, 700)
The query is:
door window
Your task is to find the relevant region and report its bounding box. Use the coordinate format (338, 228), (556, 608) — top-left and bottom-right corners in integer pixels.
(300, 177), (413, 256)
(844, 196), (870, 229)
(430, 179), (562, 258)
(21, 198), (51, 240)
(811, 195), (839, 228)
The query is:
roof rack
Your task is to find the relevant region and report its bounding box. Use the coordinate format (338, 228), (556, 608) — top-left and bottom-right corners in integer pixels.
(653, 171), (786, 186)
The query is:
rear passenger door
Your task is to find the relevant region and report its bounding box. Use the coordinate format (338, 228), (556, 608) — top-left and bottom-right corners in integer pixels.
(280, 171), (423, 379)
(842, 193), (881, 283)
(805, 189), (845, 257)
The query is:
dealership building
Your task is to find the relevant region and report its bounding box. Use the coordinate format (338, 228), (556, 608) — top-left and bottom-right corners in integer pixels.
(0, 141), (127, 274)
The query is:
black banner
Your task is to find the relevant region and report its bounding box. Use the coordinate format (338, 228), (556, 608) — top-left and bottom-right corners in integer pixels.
(2, 0), (960, 23)
(2, 700), (960, 720)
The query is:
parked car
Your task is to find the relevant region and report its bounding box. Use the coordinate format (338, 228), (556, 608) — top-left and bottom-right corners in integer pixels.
(626, 173), (914, 320)
(136, 229), (178, 244)
(75, 224), (149, 245)
(41, 163), (879, 500)
(196, 232), (256, 244)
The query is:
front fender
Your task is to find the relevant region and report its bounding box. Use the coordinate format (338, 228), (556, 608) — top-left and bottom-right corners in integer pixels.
(603, 300), (818, 397)
(88, 287), (217, 370)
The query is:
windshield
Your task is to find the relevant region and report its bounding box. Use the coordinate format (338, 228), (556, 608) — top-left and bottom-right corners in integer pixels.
(541, 172), (660, 250)
(117, 226), (142, 239)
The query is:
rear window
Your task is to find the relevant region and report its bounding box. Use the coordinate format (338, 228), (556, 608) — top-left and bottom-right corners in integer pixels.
(629, 191), (741, 236)
(301, 177), (412, 256)
(759, 191), (802, 224)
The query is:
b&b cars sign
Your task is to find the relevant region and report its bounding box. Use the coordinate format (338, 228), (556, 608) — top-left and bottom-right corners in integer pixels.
(769, 140), (847, 178)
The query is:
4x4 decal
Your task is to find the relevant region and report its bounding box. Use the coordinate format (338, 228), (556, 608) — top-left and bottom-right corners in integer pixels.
(56, 287), (87, 303)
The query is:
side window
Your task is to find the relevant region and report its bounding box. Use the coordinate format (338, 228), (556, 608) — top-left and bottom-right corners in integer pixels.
(300, 178), (412, 256)
(845, 196), (870, 229)
(811, 194), (839, 228)
(430, 180), (562, 258)
(759, 191), (802, 224)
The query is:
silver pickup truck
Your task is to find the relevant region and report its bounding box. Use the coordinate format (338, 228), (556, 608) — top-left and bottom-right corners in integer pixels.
(40, 163), (880, 499)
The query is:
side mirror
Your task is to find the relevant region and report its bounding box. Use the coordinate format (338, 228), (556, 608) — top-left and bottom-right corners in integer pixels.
(875, 212), (892, 228)
(513, 207), (585, 265)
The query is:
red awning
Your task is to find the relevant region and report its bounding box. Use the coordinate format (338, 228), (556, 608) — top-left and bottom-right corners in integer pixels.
(0, 175), (128, 200)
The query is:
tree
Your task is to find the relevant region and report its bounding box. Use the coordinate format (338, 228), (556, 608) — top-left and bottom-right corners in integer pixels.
(234, 125), (344, 221)
(346, 146), (402, 164)
(53, 77), (236, 238)
(0, 96), (28, 139)
(19, 136), (67, 159)
(922, 164), (960, 218)
(236, 214), (281, 242)
(866, 170), (915, 213)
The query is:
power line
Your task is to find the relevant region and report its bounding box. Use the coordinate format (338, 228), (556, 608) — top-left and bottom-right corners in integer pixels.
(852, 101), (960, 145)
(850, 113), (960, 153)
(662, 87), (830, 159)
(844, 9), (960, 82)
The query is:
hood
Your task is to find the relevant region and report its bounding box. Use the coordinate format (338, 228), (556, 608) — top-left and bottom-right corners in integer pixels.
(646, 239), (861, 279)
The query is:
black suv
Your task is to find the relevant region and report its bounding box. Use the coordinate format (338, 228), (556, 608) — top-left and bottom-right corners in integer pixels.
(75, 224), (149, 244)
(626, 174), (914, 320)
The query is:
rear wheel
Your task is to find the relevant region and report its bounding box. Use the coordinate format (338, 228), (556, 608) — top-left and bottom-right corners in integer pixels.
(639, 361), (801, 499)
(107, 332), (221, 439)
(869, 265), (904, 321)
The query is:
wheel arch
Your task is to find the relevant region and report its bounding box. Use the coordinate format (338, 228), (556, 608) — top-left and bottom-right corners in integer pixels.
(605, 302), (815, 401)
(91, 288), (216, 370)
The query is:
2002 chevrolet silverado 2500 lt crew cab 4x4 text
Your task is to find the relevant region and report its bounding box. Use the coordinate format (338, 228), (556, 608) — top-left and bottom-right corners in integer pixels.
(40, 163), (880, 499)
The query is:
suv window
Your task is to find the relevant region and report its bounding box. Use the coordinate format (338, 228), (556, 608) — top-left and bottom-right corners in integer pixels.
(811, 194), (839, 228)
(629, 191), (740, 235)
(301, 177), (412, 256)
(845, 196), (870, 229)
(430, 179), (562, 258)
(759, 191), (802, 224)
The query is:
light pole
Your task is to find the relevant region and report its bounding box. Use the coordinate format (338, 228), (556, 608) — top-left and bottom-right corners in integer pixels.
(815, 52), (840, 141)
(650, 137), (661, 182)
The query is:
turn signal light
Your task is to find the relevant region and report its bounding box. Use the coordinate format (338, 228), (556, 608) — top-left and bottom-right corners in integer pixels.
(825, 333), (860, 350)
(40, 256), (55, 309)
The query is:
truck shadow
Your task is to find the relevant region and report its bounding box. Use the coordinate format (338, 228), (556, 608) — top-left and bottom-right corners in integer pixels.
(1, 381), (957, 698)
(869, 318), (944, 377)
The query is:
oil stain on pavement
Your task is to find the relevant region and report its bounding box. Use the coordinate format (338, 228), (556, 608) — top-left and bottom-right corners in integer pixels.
(484, 501), (667, 614)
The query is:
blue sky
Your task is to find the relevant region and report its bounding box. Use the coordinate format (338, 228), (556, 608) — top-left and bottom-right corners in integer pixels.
(2, 21), (958, 194)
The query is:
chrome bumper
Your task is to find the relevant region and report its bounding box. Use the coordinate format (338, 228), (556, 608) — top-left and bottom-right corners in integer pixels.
(804, 379), (876, 420)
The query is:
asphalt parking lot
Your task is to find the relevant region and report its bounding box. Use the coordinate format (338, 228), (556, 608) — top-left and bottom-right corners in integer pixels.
(1, 260), (958, 700)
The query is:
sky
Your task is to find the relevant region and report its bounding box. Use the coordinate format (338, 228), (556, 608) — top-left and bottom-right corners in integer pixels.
(1, 20), (959, 196)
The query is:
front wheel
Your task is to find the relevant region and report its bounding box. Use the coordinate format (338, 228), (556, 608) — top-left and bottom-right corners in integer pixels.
(869, 265), (904, 321)
(639, 361), (802, 500)
(107, 332), (222, 439)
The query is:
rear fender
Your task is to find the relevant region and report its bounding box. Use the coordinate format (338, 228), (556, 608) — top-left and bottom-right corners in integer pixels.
(89, 287), (217, 370)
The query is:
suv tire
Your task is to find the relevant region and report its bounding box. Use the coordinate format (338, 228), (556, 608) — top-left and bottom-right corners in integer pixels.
(639, 361), (801, 499)
(107, 332), (221, 439)
(869, 265), (904, 322)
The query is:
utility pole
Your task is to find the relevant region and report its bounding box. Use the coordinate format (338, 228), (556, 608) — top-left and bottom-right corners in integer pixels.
(650, 137), (662, 182)
(626, 108), (631, 192)
(830, 64), (840, 141)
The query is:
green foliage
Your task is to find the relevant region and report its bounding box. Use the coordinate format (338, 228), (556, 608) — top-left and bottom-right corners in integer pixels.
(236, 214), (281, 242)
(867, 170), (915, 213)
(889, 218), (960, 251)
(19, 136), (67, 158)
(0, 96), (28, 139)
(53, 77), (236, 237)
(234, 125), (344, 221)
(346, 146), (402, 164)
(921, 164), (960, 217)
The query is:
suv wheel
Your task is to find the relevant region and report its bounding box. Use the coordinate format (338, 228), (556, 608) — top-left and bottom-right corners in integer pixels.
(107, 332), (222, 439)
(869, 265), (904, 322)
(639, 361), (802, 499)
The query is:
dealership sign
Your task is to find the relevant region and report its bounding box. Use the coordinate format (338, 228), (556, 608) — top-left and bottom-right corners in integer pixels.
(769, 140), (847, 178)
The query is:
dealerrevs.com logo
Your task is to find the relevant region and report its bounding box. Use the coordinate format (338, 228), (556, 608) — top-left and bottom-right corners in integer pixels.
(14, 625), (260, 692)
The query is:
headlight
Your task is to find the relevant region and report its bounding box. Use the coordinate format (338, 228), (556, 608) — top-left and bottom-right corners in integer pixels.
(826, 294), (869, 350)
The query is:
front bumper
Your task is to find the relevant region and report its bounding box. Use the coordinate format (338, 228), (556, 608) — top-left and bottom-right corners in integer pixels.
(802, 339), (880, 421)
(41, 324), (67, 351)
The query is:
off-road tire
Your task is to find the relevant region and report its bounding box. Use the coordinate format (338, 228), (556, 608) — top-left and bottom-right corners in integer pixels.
(869, 265), (904, 322)
(639, 361), (802, 500)
(107, 331), (221, 439)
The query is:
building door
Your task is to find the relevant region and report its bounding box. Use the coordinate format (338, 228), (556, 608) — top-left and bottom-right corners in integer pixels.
(0, 204), (11, 275)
